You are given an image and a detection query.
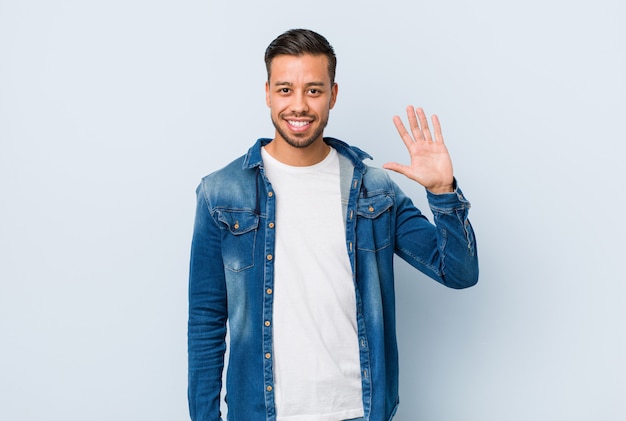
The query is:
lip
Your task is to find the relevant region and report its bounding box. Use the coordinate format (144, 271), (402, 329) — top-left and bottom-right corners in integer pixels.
(285, 119), (312, 133)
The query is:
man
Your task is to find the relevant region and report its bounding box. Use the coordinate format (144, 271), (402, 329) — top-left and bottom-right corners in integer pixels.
(188, 29), (478, 421)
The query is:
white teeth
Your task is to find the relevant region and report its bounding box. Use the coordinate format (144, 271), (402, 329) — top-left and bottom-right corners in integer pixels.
(288, 120), (309, 128)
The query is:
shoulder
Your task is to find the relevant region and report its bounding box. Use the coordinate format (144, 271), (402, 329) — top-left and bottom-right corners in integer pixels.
(197, 155), (259, 210)
(201, 155), (248, 184)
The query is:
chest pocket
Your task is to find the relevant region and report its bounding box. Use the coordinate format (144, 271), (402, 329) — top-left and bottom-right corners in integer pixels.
(356, 194), (393, 252)
(216, 210), (259, 272)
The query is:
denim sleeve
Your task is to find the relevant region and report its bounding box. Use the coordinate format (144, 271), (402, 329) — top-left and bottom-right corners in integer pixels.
(394, 179), (479, 289)
(188, 182), (227, 420)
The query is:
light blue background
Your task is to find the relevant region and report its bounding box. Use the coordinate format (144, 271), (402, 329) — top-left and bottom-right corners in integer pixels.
(1, 1), (624, 420)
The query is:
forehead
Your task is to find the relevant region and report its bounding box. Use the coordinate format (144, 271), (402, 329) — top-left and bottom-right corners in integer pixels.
(268, 54), (331, 84)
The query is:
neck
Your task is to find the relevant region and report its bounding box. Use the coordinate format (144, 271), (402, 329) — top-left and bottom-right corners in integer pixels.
(264, 136), (330, 166)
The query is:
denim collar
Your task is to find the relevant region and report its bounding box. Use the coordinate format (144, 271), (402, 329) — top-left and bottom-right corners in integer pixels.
(242, 137), (372, 174)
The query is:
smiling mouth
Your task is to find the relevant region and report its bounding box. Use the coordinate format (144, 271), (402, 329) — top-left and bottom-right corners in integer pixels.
(287, 120), (311, 128)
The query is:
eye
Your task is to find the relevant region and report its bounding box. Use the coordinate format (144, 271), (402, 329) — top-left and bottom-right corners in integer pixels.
(280, 87), (290, 93)
(309, 89), (321, 95)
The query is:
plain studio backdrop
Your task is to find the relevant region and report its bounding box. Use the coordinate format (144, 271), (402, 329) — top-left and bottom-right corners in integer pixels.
(1, 1), (624, 420)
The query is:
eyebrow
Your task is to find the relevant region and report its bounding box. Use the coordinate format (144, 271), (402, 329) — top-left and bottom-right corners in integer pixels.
(273, 81), (327, 87)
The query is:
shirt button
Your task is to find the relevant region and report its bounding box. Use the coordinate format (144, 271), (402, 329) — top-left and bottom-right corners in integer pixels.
(268, 191), (273, 197)
(265, 353), (271, 359)
(267, 254), (273, 261)
(265, 320), (271, 327)
(266, 288), (273, 295)
(267, 385), (273, 392)
(368, 206), (374, 212)
(268, 222), (275, 229)
(233, 222), (239, 230)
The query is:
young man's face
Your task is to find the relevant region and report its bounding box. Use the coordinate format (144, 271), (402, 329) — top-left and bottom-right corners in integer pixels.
(265, 54), (338, 150)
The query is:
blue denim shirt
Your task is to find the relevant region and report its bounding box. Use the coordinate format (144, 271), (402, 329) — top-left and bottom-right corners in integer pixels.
(188, 137), (478, 421)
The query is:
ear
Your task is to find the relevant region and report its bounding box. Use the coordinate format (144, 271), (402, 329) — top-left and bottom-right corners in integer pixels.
(265, 81), (271, 108)
(329, 82), (338, 109)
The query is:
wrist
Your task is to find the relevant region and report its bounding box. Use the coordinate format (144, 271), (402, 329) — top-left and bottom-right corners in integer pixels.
(428, 186), (453, 194)
(426, 178), (456, 194)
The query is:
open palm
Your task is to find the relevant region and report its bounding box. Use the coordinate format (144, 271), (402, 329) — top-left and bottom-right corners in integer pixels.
(383, 106), (454, 194)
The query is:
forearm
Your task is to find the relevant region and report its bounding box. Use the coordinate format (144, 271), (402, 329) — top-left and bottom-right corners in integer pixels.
(394, 180), (478, 288)
(426, 182), (478, 288)
(188, 308), (227, 420)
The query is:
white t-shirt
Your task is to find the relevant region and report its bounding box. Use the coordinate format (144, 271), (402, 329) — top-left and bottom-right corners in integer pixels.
(261, 146), (364, 421)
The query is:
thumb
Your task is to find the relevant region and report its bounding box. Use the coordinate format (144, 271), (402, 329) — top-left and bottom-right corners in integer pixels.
(382, 162), (409, 175)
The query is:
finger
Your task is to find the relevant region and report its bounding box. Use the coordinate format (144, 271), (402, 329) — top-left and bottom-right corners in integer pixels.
(382, 161), (411, 176)
(416, 107), (433, 142)
(406, 105), (424, 142)
(393, 115), (415, 150)
(431, 114), (444, 143)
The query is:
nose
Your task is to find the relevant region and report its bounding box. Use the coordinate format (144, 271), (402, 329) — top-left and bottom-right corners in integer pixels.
(290, 92), (309, 114)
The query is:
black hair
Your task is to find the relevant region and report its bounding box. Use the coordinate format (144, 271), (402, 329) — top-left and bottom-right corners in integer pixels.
(264, 29), (337, 84)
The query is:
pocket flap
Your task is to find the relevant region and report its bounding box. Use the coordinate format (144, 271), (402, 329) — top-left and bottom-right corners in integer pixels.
(217, 210), (259, 235)
(356, 195), (393, 219)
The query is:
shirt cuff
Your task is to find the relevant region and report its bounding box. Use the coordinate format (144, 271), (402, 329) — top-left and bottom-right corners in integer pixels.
(426, 178), (471, 211)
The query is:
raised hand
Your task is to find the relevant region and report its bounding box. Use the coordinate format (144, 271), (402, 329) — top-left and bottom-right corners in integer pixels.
(383, 106), (454, 194)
